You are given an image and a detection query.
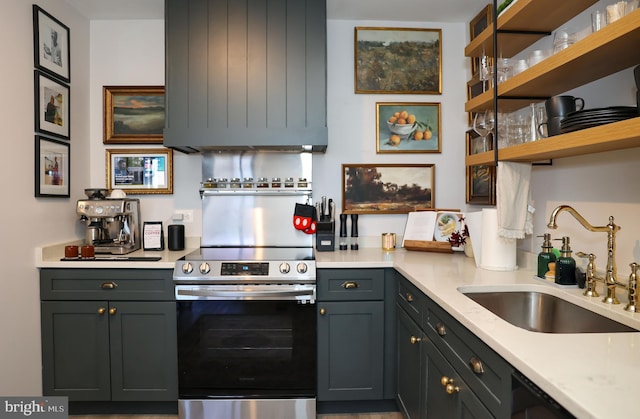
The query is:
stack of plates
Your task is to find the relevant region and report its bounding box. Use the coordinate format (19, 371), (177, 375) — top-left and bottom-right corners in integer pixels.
(560, 106), (638, 134)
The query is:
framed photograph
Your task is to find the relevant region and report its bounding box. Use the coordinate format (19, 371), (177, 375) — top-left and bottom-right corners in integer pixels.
(466, 129), (492, 155)
(355, 27), (442, 94)
(466, 165), (496, 205)
(376, 102), (441, 153)
(469, 4), (493, 41)
(106, 148), (173, 194)
(35, 70), (70, 140)
(104, 86), (165, 144)
(33, 5), (70, 83)
(342, 164), (435, 214)
(35, 135), (70, 198)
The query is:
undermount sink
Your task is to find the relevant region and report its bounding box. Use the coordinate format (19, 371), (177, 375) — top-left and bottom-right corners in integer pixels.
(461, 290), (638, 333)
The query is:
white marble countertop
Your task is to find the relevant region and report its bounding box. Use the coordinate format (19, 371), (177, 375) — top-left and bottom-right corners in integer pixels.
(317, 248), (640, 419)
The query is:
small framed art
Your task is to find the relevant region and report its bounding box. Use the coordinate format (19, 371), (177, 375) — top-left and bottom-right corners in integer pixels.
(106, 148), (173, 194)
(35, 135), (70, 198)
(466, 164), (496, 205)
(342, 164), (435, 214)
(33, 5), (70, 83)
(103, 86), (165, 144)
(35, 70), (70, 140)
(376, 102), (441, 153)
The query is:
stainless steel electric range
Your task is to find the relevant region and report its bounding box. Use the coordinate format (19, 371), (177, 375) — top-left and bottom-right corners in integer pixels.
(173, 152), (317, 419)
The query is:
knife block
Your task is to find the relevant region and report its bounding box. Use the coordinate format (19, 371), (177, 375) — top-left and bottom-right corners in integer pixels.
(315, 220), (335, 252)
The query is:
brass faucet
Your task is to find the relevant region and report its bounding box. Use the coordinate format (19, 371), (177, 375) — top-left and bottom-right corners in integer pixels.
(547, 205), (622, 304)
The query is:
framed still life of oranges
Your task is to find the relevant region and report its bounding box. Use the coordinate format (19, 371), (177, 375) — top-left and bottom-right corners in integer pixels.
(376, 102), (441, 153)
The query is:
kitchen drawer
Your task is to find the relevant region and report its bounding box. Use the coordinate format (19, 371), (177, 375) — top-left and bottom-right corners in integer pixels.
(317, 269), (385, 301)
(40, 268), (174, 301)
(425, 300), (512, 418)
(396, 276), (427, 328)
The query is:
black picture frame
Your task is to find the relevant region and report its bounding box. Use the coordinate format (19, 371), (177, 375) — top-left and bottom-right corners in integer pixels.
(33, 5), (70, 83)
(143, 221), (165, 250)
(35, 70), (70, 140)
(35, 135), (70, 198)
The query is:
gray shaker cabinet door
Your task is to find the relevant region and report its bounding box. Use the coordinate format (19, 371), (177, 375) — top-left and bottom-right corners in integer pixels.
(317, 301), (384, 401)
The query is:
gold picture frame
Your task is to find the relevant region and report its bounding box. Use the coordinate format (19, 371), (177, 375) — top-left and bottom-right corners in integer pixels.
(106, 148), (173, 195)
(354, 27), (442, 94)
(376, 102), (441, 153)
(103, 86), (164, 144)
(466, 164), (495, 205)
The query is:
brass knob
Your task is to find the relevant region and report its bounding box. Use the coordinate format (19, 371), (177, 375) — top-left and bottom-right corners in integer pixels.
(320, 308), (326, 315)
(101, 282), (118, 289)
(342, 281), (359, 289)
(410, 335), (421, 344)
(469, 357), (485, 374)
(97, 307), (106, 315)
(436, 322), (447, 336)
(441, 376), (459, 394)
(109, 307), (117, 315)
(406, 293), (414, 302)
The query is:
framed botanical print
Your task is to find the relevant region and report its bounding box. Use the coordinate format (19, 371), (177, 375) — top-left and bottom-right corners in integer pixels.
(466, 164), (496, 205)
(35, 135), (70, 198)
(35, 70), (70, 140)
(33, 5), (70, 83)
(376, 102), (441, 153)
(355, 27), (442, 94)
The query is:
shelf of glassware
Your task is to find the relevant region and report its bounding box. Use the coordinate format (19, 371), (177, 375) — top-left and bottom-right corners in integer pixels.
(466, 9), (640, 114)
(465, 116), (640, 165)
(465, 0), (597, 59)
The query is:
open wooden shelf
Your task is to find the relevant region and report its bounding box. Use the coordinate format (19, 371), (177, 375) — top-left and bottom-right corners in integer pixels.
(465, 117), (640, 165)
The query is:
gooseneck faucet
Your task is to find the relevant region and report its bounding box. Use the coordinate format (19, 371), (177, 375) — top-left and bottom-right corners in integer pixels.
(547, 205), (622, 304)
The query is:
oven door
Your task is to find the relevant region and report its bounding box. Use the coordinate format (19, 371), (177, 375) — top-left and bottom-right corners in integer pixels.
(176, 296), (316, 399)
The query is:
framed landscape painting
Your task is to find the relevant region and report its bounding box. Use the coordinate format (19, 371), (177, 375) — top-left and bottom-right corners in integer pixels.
(103, 86), (165, 144)
(342, 164), (435, 214)
(355, 27), (442, 94)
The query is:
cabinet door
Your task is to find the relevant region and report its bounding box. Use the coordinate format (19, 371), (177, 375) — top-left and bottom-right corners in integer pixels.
(109, 301), (178, 401)
(317, 301), (384, 401)
(41, 301), (111, 401)
(424, 337), (492, 419)
(396, 305), (424, 419)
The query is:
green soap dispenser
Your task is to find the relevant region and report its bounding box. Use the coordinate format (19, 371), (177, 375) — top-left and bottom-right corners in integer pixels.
(555, 236), (577, 285)
(537, 233), (557, 279)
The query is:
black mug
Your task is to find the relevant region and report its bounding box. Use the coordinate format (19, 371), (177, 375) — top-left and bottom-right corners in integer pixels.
(545, 95), (585, 117)
(168, 224), (185, 251)
(538, 116), (564, 137)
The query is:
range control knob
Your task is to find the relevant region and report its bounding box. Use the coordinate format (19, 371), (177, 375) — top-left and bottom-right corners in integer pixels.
(199, 262), (211, 274)
(279, 262), (291, 274)
(297, 263), (308, 274)
(182, 262), (193, 274)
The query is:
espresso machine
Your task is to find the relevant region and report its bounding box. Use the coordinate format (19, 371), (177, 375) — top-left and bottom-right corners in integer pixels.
(77, 197), (141, 255)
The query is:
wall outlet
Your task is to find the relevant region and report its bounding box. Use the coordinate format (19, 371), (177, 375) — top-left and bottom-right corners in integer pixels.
(173, 210), (194, 223)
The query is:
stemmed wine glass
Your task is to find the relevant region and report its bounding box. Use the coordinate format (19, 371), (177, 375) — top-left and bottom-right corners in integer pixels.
(473, 110), (495, 153)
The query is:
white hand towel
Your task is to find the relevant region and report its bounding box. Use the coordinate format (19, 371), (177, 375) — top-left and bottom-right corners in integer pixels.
(497, 161), (533, 239)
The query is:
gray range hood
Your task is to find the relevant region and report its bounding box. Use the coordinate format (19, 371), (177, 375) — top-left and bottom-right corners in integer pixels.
(164, 0), (327, 154)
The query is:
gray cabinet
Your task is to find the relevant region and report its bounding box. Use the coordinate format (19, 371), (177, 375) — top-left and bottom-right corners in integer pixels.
(164, 0), (327, 152)
(317, 268), (396, 402)
(40, 269), (177, 402)
(395, 273), (512, 419)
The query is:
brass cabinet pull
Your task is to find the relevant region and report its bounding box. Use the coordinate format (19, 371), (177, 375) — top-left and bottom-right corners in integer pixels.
(101, 282), (118, 289)
(410, 335), (421, 344)
(406, 293), (414, 302)
(97, 307), (106, 315)
(440, 376), (460, 395)
(469, 356), (485, 374)
(436, 322), (447, 336)
(319, 308), (326, 315)
(109, 307), (117, 315)
(341, 281), (359, 289)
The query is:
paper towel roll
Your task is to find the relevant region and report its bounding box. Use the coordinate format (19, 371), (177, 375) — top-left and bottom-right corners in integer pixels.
(480, 208), (517, 271)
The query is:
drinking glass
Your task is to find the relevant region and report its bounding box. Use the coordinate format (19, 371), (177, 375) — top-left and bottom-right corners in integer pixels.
(473, 110), (495, 152)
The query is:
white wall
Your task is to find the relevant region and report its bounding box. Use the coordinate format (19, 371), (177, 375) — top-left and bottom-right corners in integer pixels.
(0, 0), (90, 395)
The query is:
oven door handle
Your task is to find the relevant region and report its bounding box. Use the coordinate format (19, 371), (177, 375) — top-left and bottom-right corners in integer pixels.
(175, 285), (316, 301)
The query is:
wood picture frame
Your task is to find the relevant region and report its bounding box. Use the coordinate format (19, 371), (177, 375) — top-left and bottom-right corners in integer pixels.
(466, 164), (496, 205)
(33, 5), (70, 83)
(466, 129), (493, 155)
(106, 148), (173, 194)
(35, 70), (70, 140)
(103, 86), (165, 144)
(355, 27), (442, 94)
(469, 4), (493, 42)
(342, 164), (435, 214)
(376, 102), (441, 153)
(35, 135), (70, 198)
